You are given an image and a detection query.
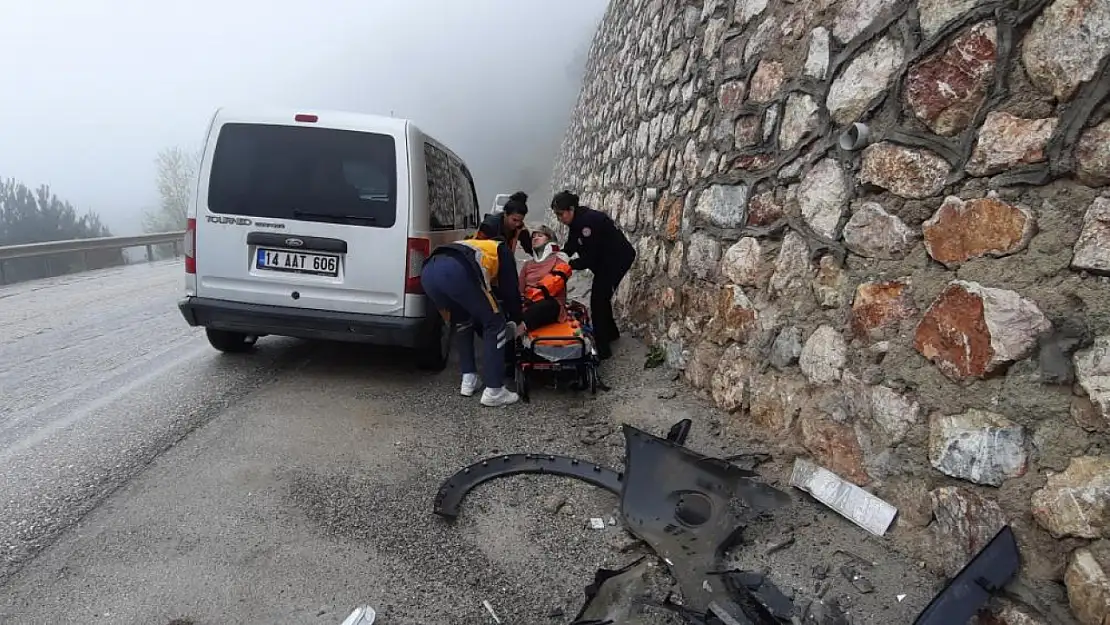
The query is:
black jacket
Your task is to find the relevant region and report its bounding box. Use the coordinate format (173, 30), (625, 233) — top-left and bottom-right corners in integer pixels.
(561, 206), (636, 278)
(429, 239), (524, 324)
(479, 213), (533, 255)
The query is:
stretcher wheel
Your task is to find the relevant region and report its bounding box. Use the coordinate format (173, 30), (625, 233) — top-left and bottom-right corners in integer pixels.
(515, 366), (530, 403)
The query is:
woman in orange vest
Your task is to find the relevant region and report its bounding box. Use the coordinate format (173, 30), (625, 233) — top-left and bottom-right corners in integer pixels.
(518, 226), (572, 329)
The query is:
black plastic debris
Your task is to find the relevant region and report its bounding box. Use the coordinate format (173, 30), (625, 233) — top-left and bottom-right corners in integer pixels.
(839, 564), (875, 594)
(723, 572), (795, 621)
(570, 556), (653, 625)
(432, 453), (624, 519)
(912, 525), (1021, 625)
(432, 421), (800, 624)
(618, 424), (791, 613)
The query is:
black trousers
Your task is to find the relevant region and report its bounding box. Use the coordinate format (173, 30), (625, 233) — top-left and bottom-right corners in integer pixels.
(590, 266), (628, 355)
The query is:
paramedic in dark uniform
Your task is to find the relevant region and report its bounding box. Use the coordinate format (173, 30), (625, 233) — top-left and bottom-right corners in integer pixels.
(551, 190), (636, 360)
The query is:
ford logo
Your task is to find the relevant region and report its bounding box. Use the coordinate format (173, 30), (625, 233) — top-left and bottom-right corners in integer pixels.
(284, 238), (304, 247)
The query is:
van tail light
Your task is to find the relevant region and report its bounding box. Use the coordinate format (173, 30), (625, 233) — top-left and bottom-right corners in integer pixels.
(405, 237), (430, 294)
(184, 218), (197, 274)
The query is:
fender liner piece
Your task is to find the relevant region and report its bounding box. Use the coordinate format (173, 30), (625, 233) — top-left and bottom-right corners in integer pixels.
(618, 424), (793, 615)
(912, 525), (1021, 625)
(433, 453), (624, 519)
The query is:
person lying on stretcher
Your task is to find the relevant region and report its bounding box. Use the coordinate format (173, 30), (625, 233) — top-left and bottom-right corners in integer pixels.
(518, 226), (577, 334)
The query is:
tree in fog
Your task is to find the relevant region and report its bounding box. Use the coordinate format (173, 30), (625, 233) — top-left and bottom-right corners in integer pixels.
(143, 146), (199, 233)
(0, 176), (119, 283)
(0, 177), (112, 246)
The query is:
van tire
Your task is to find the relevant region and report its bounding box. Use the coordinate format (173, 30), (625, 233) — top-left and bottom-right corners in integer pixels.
(206, 328), (255, 353)
(415, 314), (452, 371)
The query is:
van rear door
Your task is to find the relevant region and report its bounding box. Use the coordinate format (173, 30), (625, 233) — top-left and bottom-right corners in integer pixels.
(194, 116), (410, 317)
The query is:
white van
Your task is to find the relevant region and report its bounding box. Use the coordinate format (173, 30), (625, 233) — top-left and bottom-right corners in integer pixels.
(177, 107), (480, 370)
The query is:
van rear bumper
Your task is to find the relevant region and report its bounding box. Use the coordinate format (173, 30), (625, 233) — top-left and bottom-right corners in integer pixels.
(178, 296), (425, 347)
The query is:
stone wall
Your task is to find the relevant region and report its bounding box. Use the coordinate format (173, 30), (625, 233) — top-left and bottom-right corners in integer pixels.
(552, 0), (1110, 622)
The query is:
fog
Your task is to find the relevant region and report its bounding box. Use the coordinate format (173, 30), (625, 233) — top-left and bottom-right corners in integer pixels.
(0, 0), (607, 236)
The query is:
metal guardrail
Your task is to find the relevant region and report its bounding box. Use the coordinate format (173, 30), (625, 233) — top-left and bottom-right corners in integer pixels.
(0, 231), (186, 285)
(0, 231), (185, 261)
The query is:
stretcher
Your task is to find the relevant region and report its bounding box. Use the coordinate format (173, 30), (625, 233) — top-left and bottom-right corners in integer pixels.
(512, 300), (601, 403)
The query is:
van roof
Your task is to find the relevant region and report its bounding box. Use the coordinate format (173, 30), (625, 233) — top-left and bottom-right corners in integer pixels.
(211, 106), (414, 136)
(207, 106), (468, 168)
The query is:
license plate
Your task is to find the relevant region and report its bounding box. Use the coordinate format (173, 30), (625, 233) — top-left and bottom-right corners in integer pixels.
(255, 248), (340, 277)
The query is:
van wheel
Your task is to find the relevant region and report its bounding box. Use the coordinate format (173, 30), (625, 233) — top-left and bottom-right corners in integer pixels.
(416, 314), (452, 371)
(206, 328), (255, 353)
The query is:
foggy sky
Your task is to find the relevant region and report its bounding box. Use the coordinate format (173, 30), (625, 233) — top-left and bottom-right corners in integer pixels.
(0, 0), (607, 235)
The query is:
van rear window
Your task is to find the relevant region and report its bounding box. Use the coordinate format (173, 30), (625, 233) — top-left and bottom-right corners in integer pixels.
(207, 123), (398, 228)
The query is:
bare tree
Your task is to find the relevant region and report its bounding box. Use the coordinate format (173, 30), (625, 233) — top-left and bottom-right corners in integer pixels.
(143, 146), (200, 233)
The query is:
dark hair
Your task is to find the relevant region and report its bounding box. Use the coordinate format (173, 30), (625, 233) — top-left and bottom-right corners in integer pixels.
(503, 191), (528, 216)
(551, 190), (579, 212)
(503, 200), (528, 216)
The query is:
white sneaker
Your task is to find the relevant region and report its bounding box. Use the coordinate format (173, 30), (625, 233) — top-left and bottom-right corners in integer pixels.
(480, 387), (520, 407)
(460, 373), (482, 397)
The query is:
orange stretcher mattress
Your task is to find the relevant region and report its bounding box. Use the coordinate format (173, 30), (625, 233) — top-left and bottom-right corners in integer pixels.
(523, 319), (594, 362)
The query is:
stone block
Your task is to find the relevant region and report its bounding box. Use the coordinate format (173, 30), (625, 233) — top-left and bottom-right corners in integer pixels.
(779, 93), (820, 151)
(686, 232), (722, 280)
(695, 184), (749, 229)
(750, 372), (805, 432)
(769, 231), (814, 295)
(859, 142), (951, 199)
(966, 112), (1057, 177)
(918, 0), (991, 39)
(851, 279), (917, 338)
(922, 195), (1035, 268)
(769, 326), (803, 370)
(1031, 456), (1110, 539)
(832, 0), (898, 43)
(843, 202), (918, 259)
(804, 26), (830, 79)
(746, 191), (783, 226)
(707, 284), (758, 344)
(929, 486), (1008, 577)
(686, 340), (724, 389)
(1021, 0), (1110, 101)
(905, 20), (997, 136)
(914, 280), (1051, 381)
(812, 256), (847, 309)
(827, 35), (904, 124)
(1076, 120), (1110, 187)
(749, 60), (785, 103)
(1065, 541), (1110, 625)
(711, 343), (753, 412)
(721, 237), (763, 286)
(798, 158), (848, 239)
(929, 409), (1028, 486)
(799, 325), (847, 386)
(1072, 198), (1110, 275)
(801, 413), (871, 485)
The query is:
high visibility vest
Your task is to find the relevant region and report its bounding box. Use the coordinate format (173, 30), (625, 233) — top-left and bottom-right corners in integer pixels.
(474, 225), (520, 252)
(447, 238), (501, 290)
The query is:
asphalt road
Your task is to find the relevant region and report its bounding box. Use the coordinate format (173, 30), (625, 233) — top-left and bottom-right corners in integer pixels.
(0, 262), (310, 584)
(0, 261), (940, 625)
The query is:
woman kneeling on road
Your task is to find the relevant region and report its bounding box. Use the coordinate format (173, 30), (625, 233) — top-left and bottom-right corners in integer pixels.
(421, 235), (525, 407)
